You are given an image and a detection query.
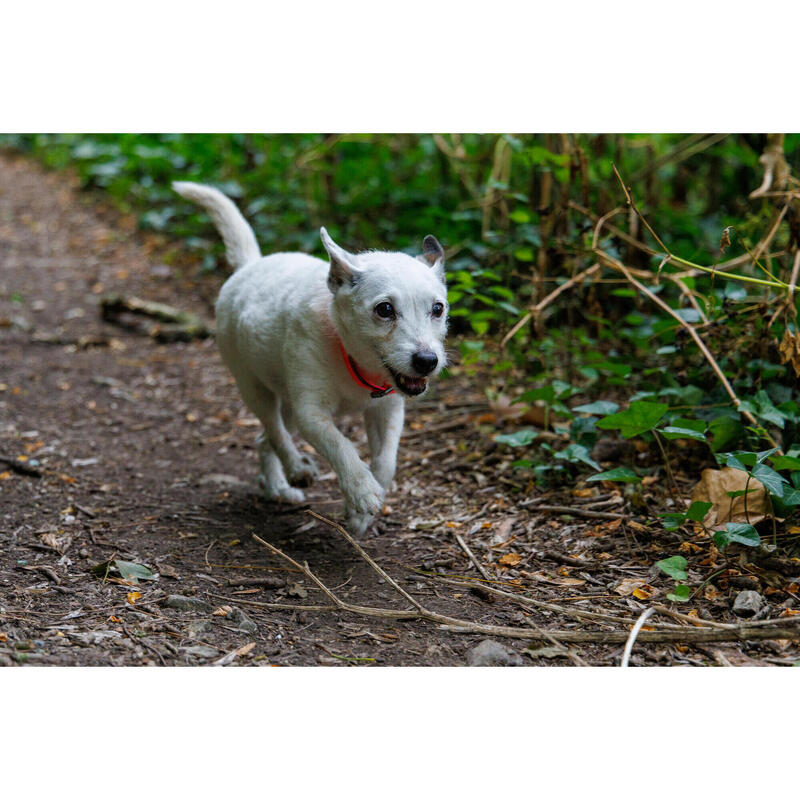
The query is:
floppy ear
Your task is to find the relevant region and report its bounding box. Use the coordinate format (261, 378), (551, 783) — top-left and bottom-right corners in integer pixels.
(418, 235), (445, 281)
(321, 227), (361, 293)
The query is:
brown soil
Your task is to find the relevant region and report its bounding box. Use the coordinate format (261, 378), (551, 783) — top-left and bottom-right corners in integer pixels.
(1, 152), (798, 667)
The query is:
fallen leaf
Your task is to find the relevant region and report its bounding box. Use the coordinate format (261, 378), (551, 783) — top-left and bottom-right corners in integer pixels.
(158, 564), (179, 578)
(126, 591), (142, 604)
(627, 520), (647, 532)
(212, 605), (232, 617)
(614, 577), (646, 596)
(288, 583), (308, 599)
(0, 633), (6, 642)
(0, 471), (11, 480)
(632, 584), (657, 600)
(572, 488), (594, 498)
(498, 553), (522, 566)
(691, 467), (768, 526)
(779, 328), (800, 377)
(703, 585), (721, 601)
(780, 608), (800, 617)
(40, 531), (73, 554)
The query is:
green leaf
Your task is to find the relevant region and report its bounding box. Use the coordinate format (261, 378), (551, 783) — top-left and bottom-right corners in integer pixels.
(495, 430), (537, 447)
(659, 425), (707, 442)
(708, 416), (743, 452)
(595, 401), (669, 439)
(516, 386), (556, 405)
(572, 401), (619, 416)
(780, 487), (800, 507)
(554, 444), (601, 472)
(656, 556), (688, 581)
(713, 523), (761, 550)
(91, 559), (156, 584)
(750, 463), (787, 498)
(686, 501), (713, 522)
(586, 467), (641, 483)
(770, 455), (800, 471)
(659, 512), (687, 531)
(666, 584), (691, 602)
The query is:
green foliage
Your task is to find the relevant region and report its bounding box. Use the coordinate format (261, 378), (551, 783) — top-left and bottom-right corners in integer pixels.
(596, 401), (669, 439)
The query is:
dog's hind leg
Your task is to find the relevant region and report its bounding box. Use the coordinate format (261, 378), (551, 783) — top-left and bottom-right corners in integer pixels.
(232, 375), (307, 503)
(256, 431), (305, 504)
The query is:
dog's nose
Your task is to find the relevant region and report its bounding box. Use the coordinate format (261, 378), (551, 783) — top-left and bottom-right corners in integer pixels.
(412, 350), (438, 375)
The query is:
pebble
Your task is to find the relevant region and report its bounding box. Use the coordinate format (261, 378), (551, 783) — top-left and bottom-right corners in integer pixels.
(165, 594), (210, 612)
(227, 607), (257, 633)
(732, 590), (764, 618)
(467, 639), (523, 667)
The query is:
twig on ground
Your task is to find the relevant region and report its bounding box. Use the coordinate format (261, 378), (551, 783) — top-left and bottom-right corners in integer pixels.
(0, 454), (42, 477)
(621, 607), (656, 666)
(100, 294), (213, 342)
(453, 533), (493, 581)
(521, 502), (627, 520)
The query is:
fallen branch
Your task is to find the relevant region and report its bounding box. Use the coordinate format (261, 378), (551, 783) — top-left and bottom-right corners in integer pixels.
(453, 533), (493, 581)
(246, 512), (800, 649)
(0, 453), (41, 477)
(100, 294), (213, 342)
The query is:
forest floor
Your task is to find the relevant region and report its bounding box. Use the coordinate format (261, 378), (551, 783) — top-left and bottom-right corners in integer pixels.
(2, 152), (799, 667)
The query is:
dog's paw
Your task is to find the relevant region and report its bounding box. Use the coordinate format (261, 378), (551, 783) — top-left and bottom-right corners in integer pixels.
(258, 476), (306, 505)
(344, 508), (375, 536)
(286, 454), (318, 488)
(342, 469), (385, 517)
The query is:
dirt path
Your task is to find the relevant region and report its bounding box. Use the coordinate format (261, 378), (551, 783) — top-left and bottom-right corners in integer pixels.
(2, 153), (796, 667)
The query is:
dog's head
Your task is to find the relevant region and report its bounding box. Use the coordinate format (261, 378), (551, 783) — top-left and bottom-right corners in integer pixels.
(321, 228), (448, 397)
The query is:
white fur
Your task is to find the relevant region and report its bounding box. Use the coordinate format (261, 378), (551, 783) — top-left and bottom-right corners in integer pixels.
(173, 181), (448, 534)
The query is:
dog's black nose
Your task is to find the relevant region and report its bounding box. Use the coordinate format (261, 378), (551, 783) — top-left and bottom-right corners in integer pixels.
(412, 350), (438, 375)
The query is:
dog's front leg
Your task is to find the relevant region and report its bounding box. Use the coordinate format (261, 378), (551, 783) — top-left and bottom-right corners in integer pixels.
(294, 404), (386, 534)
(365, 395), (405, 491)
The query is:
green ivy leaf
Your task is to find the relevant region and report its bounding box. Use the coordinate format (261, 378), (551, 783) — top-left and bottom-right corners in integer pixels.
(750, 463), (787, 498)
(586, 467), (641, 483)
(656, 556), (688, 581)
(666, 584), (691, 602)
(686, 500), (713, 522)
(713, 523), (761, 550)
(596, 401), (669, 438)
(495, 430), (537, 447)
(572, 401), (619, 415)
(554, 444), (601, 472)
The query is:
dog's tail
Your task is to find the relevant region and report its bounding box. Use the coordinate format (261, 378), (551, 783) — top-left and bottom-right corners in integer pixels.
(172, 181), (261, 270)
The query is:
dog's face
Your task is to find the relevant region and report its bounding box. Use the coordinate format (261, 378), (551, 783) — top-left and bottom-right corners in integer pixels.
(321, 228), (448, 397)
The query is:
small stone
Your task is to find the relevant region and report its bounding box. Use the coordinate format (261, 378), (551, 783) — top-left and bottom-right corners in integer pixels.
(732, 590), (764, 618)
(165, 594), (210, 612)
(79, 548), (89, 558)
(182, 644), (219, 659)
(185, 620), (213, 638)
(227, 607), (257, 633)
(467, 639), (522, 667)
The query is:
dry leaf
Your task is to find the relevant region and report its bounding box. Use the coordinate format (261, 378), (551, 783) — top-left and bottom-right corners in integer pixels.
(691, 467), (768, 526)
(40, 531), (73, 554)
(779, 328), (800, 378)
(614, 577), (646, 596)
(490, 518), (515, 546)
(523, 570), (586, 587)
(212, 605), (232, 616)
(720, 226), (732, 253)
(235, 642), (256, 657)
(126, 591), (142, 604)
(0, 632), (6, 642)
(498, 553), (522, 566)
(572, 488), (595, 498)
(632, 584), (657, 600)
(158, 564), (179, 579)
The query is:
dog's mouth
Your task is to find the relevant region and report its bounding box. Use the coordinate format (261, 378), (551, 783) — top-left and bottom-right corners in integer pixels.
(388, 369), (428, 397)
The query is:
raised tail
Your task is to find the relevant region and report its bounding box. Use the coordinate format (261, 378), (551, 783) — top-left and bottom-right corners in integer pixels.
(172, 181), (261, 270)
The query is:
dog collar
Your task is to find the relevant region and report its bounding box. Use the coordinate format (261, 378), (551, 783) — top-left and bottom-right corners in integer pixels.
(338, 341), (394, 398)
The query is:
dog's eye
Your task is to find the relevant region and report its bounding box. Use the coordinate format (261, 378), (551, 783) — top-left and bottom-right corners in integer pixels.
(374, 302), (395, 319)
(432, 302), (444, 318)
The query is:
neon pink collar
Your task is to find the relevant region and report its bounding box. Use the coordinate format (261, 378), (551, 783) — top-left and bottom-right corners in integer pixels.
(338, 340), (394, 398)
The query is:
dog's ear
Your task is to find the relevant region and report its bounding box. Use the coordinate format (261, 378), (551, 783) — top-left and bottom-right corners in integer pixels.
(321, 227), (361, 292)
(418, 235), (445, 281)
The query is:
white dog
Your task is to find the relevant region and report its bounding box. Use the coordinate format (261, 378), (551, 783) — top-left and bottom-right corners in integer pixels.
(173, 182), (448, 534)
